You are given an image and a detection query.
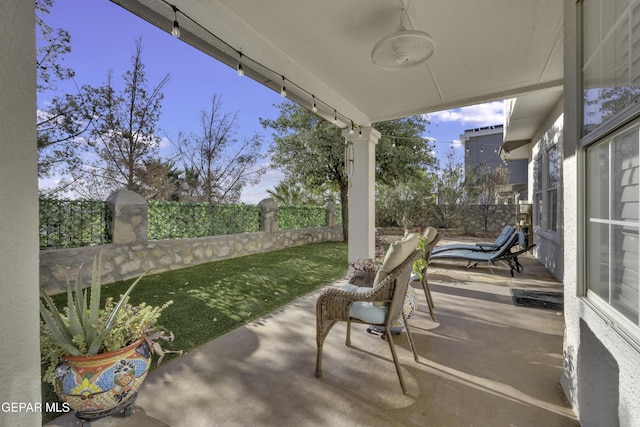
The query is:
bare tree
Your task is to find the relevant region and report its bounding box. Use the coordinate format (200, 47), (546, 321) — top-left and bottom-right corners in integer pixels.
(177, 94), (266, 203)
(45, 39), (170, 199)
(36, 0), (86, 183)
(469, 162), (511, 233)
(36, 0), (74, 93)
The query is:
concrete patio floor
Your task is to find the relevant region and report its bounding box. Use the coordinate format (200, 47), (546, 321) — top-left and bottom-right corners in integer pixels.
(46, 237), (579, 427)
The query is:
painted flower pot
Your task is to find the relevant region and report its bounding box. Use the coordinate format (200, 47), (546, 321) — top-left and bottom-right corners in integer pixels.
(54, 337), (151, 416)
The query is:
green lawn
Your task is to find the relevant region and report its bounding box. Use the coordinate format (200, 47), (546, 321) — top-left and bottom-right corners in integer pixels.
(42, 241), (347, 423)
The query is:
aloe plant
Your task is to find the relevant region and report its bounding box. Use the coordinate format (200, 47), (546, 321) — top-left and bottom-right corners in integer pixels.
(39, 254), (146, 356)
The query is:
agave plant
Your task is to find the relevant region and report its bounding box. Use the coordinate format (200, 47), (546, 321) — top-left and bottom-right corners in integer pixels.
(39, 254), (147, 356)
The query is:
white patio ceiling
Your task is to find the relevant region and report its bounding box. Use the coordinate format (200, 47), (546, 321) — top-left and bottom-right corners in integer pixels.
(111, 0), (564, 138)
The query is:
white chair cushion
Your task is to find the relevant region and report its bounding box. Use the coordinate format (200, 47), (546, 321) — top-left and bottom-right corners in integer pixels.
(373, 233), (419, 288)
(349, 301), (388, 324)
(371, 233), (419, 307)
(339, 284), (388, 324)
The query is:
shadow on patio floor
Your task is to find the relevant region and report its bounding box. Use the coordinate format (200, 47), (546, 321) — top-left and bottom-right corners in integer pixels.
(46, 238), (578, 427)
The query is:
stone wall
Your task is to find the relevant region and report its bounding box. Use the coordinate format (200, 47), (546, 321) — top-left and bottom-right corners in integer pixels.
(417, 205), (519, 236)
(40, 190), (342, 294)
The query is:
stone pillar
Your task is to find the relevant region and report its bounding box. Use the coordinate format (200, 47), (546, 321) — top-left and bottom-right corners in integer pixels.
(326, 199), (336, 227)
(342, 126), (380, 263)
(259, 198), (278, 232)
(106, 189), (148, 244)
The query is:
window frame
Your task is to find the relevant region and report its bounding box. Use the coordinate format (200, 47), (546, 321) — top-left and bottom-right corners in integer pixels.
(580, 0), (640, 346)
(546, 145), (559, 233)
(534, 156), (543, 228)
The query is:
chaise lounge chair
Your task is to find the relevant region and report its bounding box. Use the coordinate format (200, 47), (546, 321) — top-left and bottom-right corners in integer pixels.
(429, 231), (535, 276)
(431, 225), (515, 255)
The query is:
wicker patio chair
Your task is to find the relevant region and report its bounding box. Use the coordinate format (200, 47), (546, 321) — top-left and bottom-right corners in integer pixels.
(419, 227), (441, 321)
(315, 245), (423, 394)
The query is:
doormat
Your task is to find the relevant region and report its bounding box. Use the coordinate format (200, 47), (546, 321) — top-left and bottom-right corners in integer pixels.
(510, 289), (563, 310)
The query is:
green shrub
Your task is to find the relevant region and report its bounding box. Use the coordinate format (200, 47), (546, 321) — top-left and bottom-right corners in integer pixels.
(278, 206), (326, 229)
(148, 201), (260, 239)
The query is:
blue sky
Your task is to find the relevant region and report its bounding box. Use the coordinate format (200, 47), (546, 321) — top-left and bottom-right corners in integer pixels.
(38, 0), (505, 203)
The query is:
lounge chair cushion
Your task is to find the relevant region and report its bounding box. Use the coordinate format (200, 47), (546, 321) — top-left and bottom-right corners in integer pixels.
(340, 284), (387, 324)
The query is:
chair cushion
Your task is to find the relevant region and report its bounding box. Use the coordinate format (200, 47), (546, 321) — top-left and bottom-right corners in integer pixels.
(349, 301), (388, 324)
(373, 233), (419, 289)
(340, 283), (388, 324)
(423, 227), (438, 245)
(371, 233), (419, 307)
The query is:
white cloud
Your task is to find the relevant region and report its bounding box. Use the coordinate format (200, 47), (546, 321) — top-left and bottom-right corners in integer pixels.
(240, 166), (284, 204)
(427, 101), (504, 126)
(157, 135), (172, 149)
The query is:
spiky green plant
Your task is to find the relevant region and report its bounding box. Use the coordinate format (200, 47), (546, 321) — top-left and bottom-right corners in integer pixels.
(39, 254), (147, 356)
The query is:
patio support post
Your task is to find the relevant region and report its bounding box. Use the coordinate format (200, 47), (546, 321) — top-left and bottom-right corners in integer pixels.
(0, 1), (41, 425)
(342, 126), (380, 265)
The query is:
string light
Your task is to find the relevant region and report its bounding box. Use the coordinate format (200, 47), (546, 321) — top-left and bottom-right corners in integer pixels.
(171, 6), (180, 37)
(312, 95), (318, 112)
(237, 53), (244, 76)
(280, 77), (287, 97)
(159, 0), (358, 128)
(358, 126), (363, 137)
(349, 121), (355, 135)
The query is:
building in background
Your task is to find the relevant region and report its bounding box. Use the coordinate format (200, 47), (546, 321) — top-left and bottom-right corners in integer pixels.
(461, 124), (528, 203)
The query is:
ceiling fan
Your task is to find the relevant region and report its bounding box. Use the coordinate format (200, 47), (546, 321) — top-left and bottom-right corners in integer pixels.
(371, 5), (435, 70)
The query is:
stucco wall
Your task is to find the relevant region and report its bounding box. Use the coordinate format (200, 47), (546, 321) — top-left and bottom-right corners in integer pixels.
(530, 99), (565, 281)
(0, 2), (42, 426)
(562, 2), (640, 426)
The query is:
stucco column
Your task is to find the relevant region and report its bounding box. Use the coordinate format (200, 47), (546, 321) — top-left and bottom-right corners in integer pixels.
(342, 126), (380, 265)
(0, 1), (41, 425)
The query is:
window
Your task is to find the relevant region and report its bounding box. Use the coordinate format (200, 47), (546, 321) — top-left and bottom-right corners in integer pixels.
(585, 122), (639, 325)
(547, 146), (558, 232)
(582, 0), (640, 136)
(582, 0), (640, 335)
(534, 156), (543, 227)
(532, 146), (558, 232)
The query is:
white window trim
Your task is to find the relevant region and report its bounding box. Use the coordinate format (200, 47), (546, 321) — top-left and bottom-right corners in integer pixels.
(579, 0), (640, 346)
(582, 117), (640, 342)
(546, 145), (559, 233)
(534, 156), (543, 229)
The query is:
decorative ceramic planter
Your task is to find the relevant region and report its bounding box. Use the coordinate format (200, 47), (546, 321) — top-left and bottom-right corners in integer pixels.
(54, 337), (151, 416)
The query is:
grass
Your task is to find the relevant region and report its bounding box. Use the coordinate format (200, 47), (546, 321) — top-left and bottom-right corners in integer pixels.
(41, 241), (347, 423)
